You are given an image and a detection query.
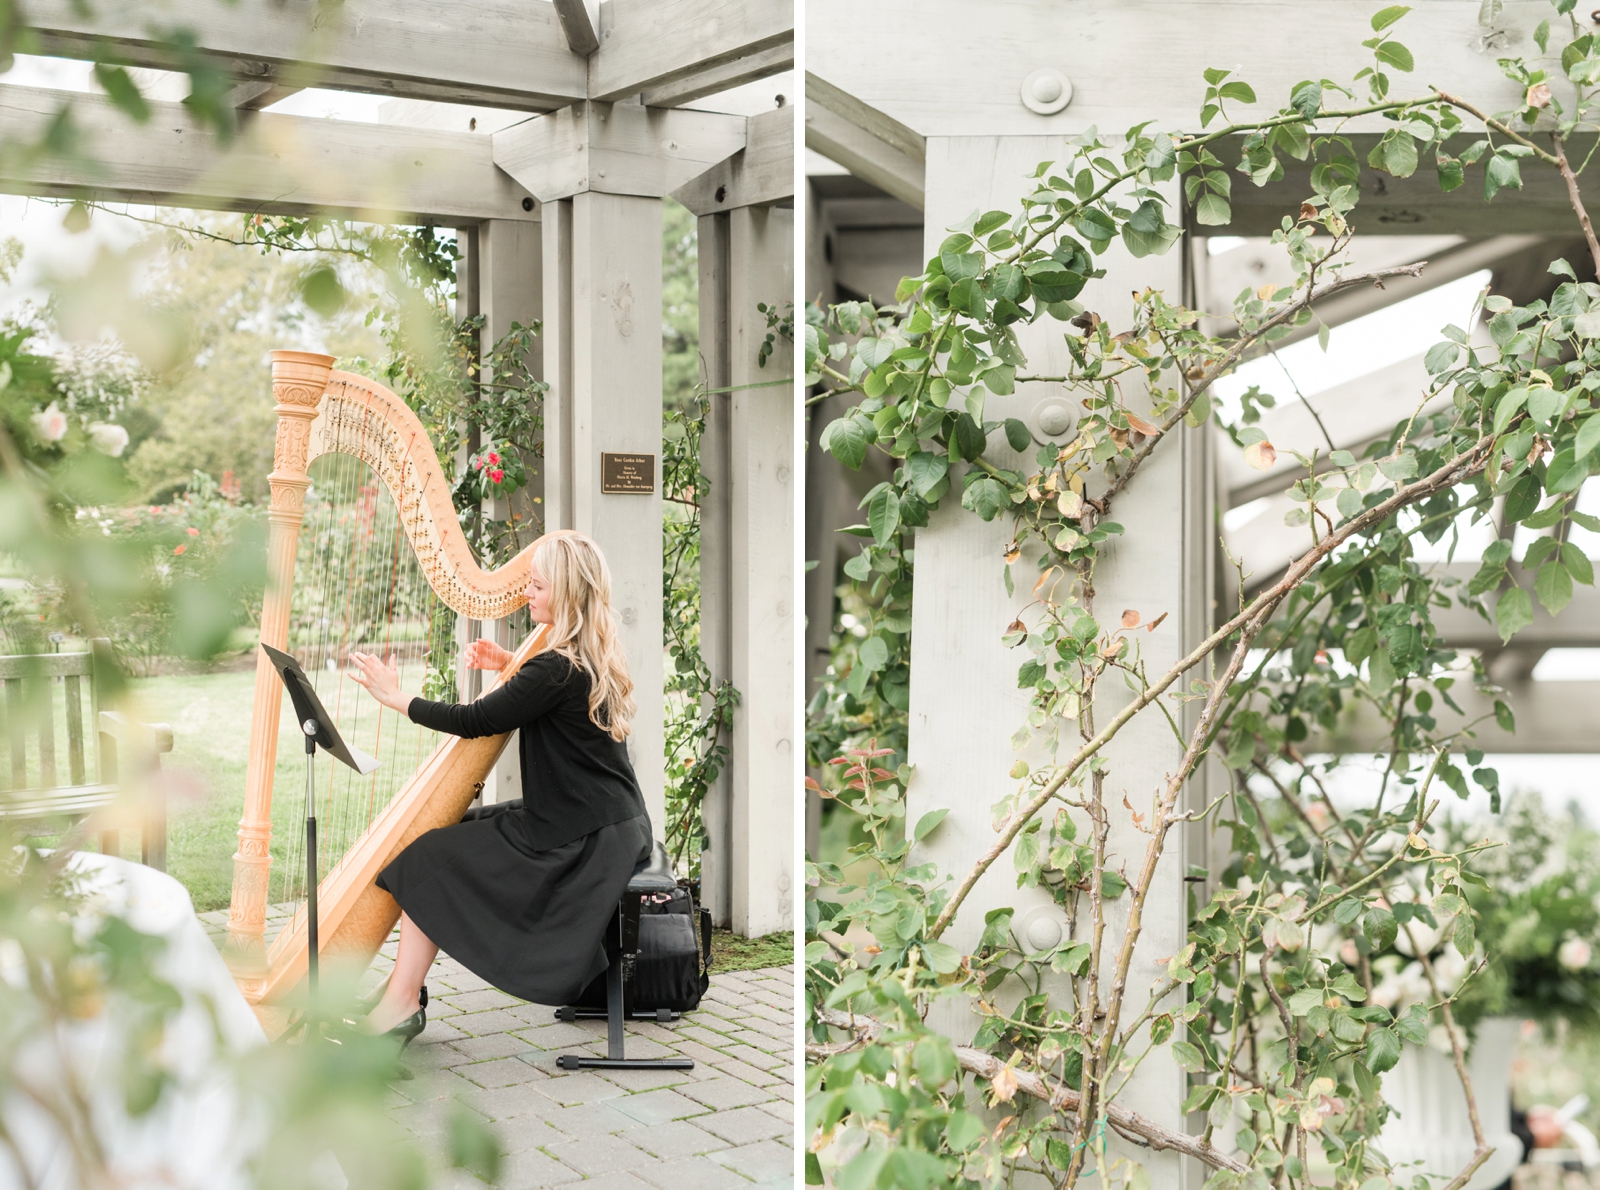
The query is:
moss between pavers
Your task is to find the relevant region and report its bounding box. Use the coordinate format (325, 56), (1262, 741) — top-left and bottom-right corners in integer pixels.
(708, 929), (793, 973)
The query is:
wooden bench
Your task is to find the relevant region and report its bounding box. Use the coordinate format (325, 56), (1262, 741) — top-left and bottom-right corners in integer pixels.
(0, 644), (174, 870)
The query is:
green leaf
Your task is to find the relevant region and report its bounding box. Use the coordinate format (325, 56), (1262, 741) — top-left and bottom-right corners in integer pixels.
(1547, 448), (1591, 494)
(1287, 986), (1325, 1015)
(973, 209), (1011, 237)
(921, 940), (963, 974)
(824, 415), (873, 470)
(93, 63), (151, 123)
(946, 1112), (985, 1152)
(961, 476), (1007, 521)
(1374, 40), (1415, 72)
(1424, 340), (1461, 374)
(911, 1036), (957, 1092)
(1218, 81), (1257, 103)
(1195, 192), (1232, 226)
(1290, 80), (1323, 121)
(1562, 542), (1595, 585)
(806, 1152), (824, 1185)
(1536, 560), (1574, 614)
(857, 635), (889, 672)
(1371, 5), (1412, 31)
(1171, 1041), (1206, 1071)
(1364, 906), (1398, 951)
(1495, 585), (1534, 642)
(1436, 154), (1465, 192)
(1495, 699), (1516, 732)
(1004, 418), (1032, 453)
(1576, 415), (1600, 461)
(906, 451), (949, 497)
(867, 487), (901, 547)
(940, 247), (982, 283)
(1366, 1029), (1402, 1073)
(835, 1146), (889, 1190)
(914, 808), (950, 841)
(1535, 17), (1551, 52)
(1121, 220), (1182, 258)
(1485, 153), (1523, 201)
(953, 412), (988, 461)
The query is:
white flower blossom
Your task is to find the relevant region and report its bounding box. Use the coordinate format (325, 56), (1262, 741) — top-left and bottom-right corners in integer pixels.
(1560, 936), (1592, 970)
(32, 401), (67, 442)
(87, 422), (129, 457)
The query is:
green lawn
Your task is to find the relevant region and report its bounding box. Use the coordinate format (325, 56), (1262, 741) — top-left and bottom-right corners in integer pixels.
(128, 669), (441, 912)
(119, 673), (793, 982)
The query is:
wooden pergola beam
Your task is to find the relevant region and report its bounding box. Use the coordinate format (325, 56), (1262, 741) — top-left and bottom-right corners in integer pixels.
(804, 72), (924, 211)
(673, 106), (794, 215)
(552, 0), (601, 57)
(588, 0), (792, 103)
(641, 42), (793, 110)
(0, 83), (538, 224)
(21, 0), (589, 112)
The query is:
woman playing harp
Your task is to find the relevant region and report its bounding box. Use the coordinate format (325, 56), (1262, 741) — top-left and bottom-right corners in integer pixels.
(346, 531), (650, 1041)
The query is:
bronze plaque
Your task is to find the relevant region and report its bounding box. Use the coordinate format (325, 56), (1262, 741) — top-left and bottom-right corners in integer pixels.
(600, 452), (655, 494)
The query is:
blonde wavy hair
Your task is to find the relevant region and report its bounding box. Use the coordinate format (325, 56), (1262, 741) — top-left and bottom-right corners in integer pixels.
(531, 532), (635, 741)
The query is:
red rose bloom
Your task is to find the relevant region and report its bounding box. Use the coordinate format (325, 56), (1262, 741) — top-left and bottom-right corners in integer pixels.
(487, 451), (501, 465)
(490, 468), (504, 483)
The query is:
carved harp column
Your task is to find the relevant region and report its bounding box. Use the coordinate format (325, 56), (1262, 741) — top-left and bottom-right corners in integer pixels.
(224, 350), (332, 996)
(224, 351), (545, 1025)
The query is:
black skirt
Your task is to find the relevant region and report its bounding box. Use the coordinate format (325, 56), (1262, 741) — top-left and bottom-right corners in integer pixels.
(375, 804), (652, 1006)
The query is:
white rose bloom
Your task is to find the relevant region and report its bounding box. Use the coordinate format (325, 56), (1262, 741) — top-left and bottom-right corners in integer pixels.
(88, 422), (129, 457)
(32, 402), (67, 442)
(1559, 937), (1592, 970)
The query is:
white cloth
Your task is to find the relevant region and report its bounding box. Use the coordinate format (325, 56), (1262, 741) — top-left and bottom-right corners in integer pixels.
(0, 853), (266, 1190)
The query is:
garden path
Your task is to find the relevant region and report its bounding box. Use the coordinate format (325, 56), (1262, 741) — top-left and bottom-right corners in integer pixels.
(198, 905), (794, 1189)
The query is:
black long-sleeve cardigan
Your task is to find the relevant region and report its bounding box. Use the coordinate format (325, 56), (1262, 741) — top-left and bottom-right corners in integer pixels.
(406, 650), (647, 849)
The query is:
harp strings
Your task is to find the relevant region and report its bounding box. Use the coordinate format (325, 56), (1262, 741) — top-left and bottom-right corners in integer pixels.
(274, 407), (455, 905)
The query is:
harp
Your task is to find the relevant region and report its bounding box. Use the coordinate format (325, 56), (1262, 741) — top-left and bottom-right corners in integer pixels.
(223, 350), (542, 1031)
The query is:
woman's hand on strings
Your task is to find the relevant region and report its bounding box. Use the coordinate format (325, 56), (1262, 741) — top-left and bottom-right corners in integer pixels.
(465, 639), (513, 671)
(348, 651), (413, 715)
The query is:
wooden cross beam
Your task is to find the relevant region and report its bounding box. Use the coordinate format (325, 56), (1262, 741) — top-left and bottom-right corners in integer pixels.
(0, 83), (538, 224)
(21, 0), (793, 113)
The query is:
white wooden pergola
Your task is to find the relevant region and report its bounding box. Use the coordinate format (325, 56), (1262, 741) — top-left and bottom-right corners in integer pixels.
(806, 0), (1600, 1178)
(1, 0), (796, 938)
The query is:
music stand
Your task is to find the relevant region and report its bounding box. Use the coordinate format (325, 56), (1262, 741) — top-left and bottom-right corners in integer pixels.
(260, 643), (379, 1018)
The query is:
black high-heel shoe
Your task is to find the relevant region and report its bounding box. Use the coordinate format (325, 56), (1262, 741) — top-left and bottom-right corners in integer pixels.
(372, 985), (429, 1049)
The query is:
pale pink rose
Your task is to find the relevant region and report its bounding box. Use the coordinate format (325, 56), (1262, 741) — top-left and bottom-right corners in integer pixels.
(1559, 937), (1591, 970)
(88, 422), (128, 457)
(32, 402), (67, 443)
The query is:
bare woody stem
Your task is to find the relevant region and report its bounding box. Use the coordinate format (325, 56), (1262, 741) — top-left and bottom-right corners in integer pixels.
(1553, 132), (1600, 279)
(1097, 260), (1427, 510)
(927, 433), (1492, 941)
(811, 1008), (1251, 1176)
(1404, 922), (1494, 1190)
(1091, 599), (1272, 1086)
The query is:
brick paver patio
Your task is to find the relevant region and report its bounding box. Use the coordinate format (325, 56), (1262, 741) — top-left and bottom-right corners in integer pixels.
(199, 906), (795, 1189)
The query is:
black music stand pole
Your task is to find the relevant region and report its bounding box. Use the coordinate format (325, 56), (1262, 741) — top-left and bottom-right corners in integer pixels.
(261, 643), (380, 1036)
(301, 718), (320, 1004)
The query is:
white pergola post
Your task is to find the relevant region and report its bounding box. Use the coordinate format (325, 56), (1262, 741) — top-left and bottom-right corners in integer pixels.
(685, 107), (796, 935)
(901, 135), (1210, 1183)
(538, 190), (668, 832)
(493, 101), (751, 839)
(474, 217), (544, 805)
